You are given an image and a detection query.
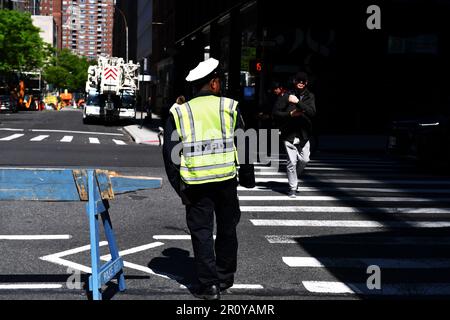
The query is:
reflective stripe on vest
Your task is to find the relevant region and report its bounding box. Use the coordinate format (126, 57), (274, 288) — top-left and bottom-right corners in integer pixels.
(170, 96), (238, 185)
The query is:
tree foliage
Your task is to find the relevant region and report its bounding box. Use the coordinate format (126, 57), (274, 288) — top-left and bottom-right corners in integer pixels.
(43, 48), (93, 92)
(0, 9), (48, 73)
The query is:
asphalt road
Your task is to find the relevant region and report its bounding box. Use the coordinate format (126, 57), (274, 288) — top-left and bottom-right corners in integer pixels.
(1, 109), (450, 302)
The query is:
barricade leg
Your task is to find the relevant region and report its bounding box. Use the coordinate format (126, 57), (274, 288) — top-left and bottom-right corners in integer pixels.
(101, 206), (126, 292)
(88, 170), (102, 300)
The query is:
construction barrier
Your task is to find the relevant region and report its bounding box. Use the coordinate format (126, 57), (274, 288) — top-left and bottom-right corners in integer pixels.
(0, 168), (162, 300)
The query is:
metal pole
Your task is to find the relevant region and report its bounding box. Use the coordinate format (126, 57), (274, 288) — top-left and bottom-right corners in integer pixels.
(116, 8), (128, 63)
(125, 24), (129, 63)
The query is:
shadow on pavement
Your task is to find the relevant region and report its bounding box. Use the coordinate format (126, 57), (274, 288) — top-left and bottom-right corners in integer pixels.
(148, 248), (196, 288)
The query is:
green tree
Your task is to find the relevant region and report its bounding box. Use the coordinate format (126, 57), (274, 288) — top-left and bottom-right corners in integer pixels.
(43, 48), (93, 92)
(0, 9), (48, 73)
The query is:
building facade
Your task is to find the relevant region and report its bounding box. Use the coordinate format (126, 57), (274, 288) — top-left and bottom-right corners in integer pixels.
(31, 15), (56, 47)
(39, 0), (115, 57)
(40, 0), (62, 49)
(152, 0), (450, 134)
(1, 0), (40, 13)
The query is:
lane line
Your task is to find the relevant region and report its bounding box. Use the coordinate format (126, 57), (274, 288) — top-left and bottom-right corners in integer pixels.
(89, 137), (100, 144)
(113, 139), (127, 145)
(242, 207), (450, 214)
(0, 284), (63, 290)
(266, 235), (450, 245)
(250, 220), (450, 228)
(153, 235), (217, 240)
(41, 241), (109, 259)
(0, 134), (24, 141)
(303, 281), (450, 296)
(153, 235), (192, 240)
(239, 196), (450, 202)
(0, 128), (24, 132)
(60, 136), (74, 143)
(255, 178), (450, 185)
(31, 129), (123, 136)
(238, 186), (450, 194)
(180, 284), (264, 290)
(283, 257), (450, 269)
(100, 242), (165, 260)
(0, 235), (72, 240)
(30, 135), (49, 142)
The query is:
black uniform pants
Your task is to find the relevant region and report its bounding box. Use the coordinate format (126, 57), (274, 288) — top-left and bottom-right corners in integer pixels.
(184, 178), (241, 287)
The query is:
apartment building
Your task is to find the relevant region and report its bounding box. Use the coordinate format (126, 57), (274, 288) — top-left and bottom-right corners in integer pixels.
(40, 0), (62, 48)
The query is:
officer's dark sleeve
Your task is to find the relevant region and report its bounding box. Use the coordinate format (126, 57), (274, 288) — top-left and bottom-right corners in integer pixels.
(297, 93), (316, 118)
(162, 114), (182, 197)
(235, 107), (256, 188)
(272, 95), (291, 120)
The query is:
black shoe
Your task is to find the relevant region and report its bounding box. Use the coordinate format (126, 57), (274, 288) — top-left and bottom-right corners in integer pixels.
(193, 284), (220, 300)
(219, 281), (234, 292)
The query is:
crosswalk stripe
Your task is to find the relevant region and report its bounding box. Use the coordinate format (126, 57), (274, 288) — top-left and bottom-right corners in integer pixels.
(0, 134), (24, 141)
(113, 139), (127, 145)
(283, 257), (450, 269)
(255, 177), (450, 185)
(60, 136), (74, 143)
(302, 281), (450, 295)
(89, 137), (100, 144)
(304, 167), (401, 172)
(243, 207), (450, 214)
(265, 235), (450, 245)
(250, 220), (450, 228)
(239, 196), (450, 202)
(30, 135), (49, 142)
(238, 186), (450, 194)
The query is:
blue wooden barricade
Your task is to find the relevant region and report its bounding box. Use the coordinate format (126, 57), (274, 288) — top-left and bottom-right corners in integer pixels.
(0, 168), (162, 300)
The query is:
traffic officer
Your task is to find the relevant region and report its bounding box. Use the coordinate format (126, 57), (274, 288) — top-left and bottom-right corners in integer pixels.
(163, 58), (251, 300)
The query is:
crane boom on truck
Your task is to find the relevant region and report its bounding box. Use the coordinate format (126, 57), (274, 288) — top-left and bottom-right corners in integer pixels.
(83, 56), (140, 124)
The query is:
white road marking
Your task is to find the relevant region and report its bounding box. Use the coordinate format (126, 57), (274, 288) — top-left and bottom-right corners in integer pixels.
(255, 177), (450, 185)
(100, 242), (164, 260)
(153, 235), (191, 240)
(120, 261), (173, 280)
(180, 284), (264, 290)
(283, 257), (450, 269)
(89, 137), (100, 144)
(303, 281), (355, 294)
(31, 129), (123, 136)
(0, 235), (72, 240)
(305, 167), (401, 172)
(266, 235), (450, 245)
(0, 128), (24, 132)
(242, 206), (450, 214)
(40, 242), (173, 281)
(30, 135), (49, 142)
(239, 196), (450, 202)
(60, 136), (74, 143)
(0, 134), (24, 141)
(303, 281), (450, 295)
(153, 235), (217, 240)
(0, 284), (63, 290)
(238, 186), (450, 194)
(113, 139), (127, 145)
(250, 219), (450, 228)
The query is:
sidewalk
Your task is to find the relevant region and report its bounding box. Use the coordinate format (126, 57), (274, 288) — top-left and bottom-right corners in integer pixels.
(123, 113), (163, 146)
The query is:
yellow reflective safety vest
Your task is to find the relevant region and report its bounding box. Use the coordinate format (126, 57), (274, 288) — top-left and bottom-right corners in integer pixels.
(170, 95), (239, 185)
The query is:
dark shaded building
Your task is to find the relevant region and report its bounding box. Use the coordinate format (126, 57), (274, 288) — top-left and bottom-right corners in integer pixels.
(113, 0), (137, 62)
(152, 0), (450, 134)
